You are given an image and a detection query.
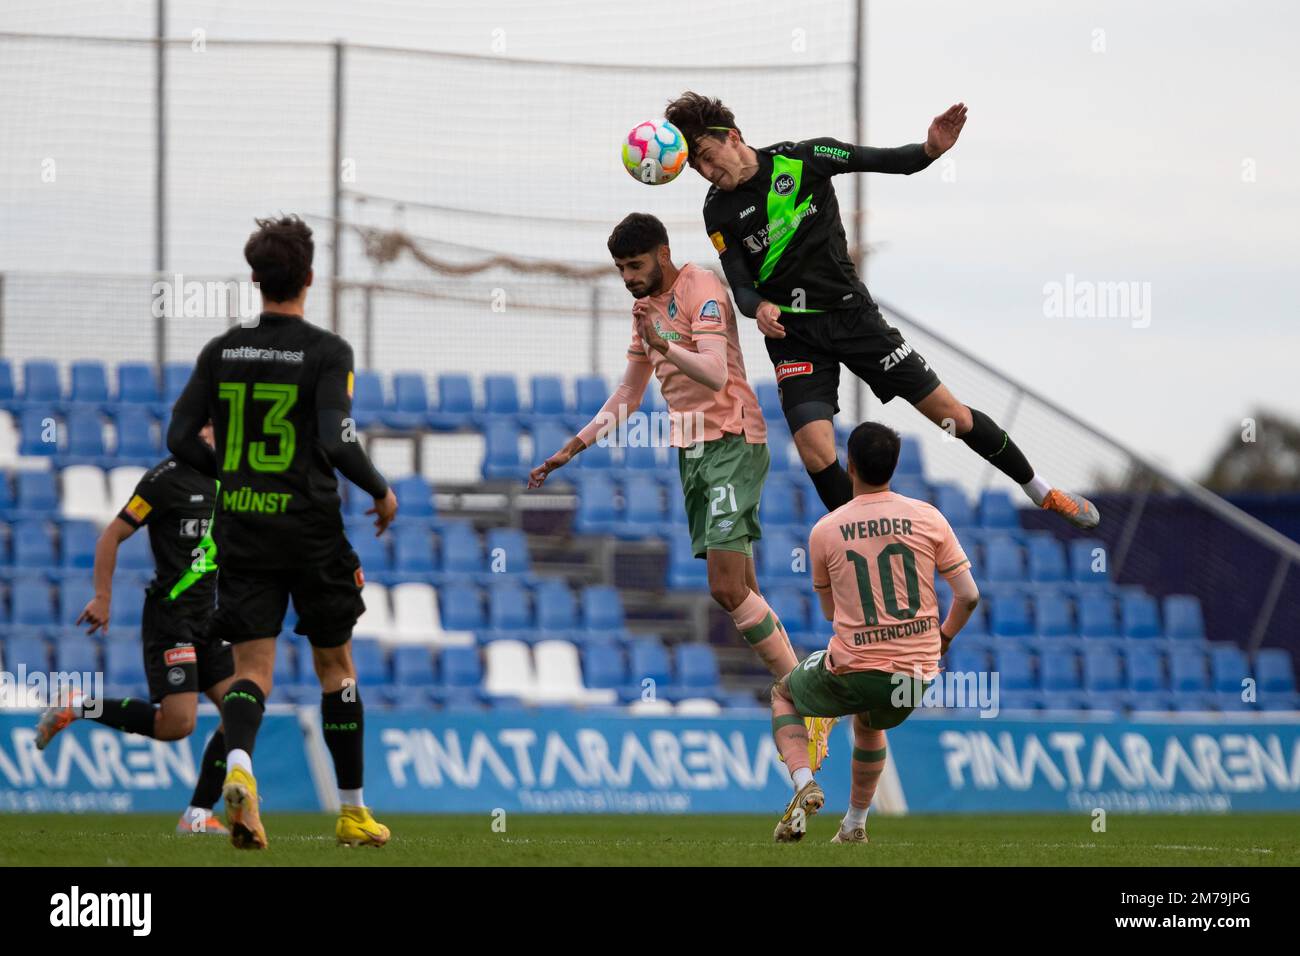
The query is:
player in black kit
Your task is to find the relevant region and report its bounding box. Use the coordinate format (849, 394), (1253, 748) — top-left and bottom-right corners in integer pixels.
(665, 92), (1099, 529)
(166, 215), (398, 850)
(35, 424), (234, 836)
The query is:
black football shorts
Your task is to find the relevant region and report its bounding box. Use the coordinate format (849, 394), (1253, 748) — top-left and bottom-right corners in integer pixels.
(141, 595), (234, 703)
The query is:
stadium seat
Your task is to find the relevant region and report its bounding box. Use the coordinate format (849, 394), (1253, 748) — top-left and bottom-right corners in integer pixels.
(11, 520), (57, 572)
(767, 589), (809, 640)
(350, 528), (392, 581)
(487, 581), (533, 638)
(534, 639), (608, 704)
(18, 408), (59, 457)
(1255, 648), (1296, 694)
(933, 484), (976, 534)
(0, 412), (19, 471)
(483, 374), (522, 425)
(0, 359), (14, 408)
(761, 477), (799, 530)
(59, 465), (110, 524)
(758, 531), (802, 584)
(666, 532), (707, 590)
(439, 586), (484, 634)
(391, 582), (469, 647)
(104, 640), (147, 693)
(1041, 650), (1081, 692)
(12, 471), (58, 518)
(55, 635), (99, 675)
(1120, 593), (1161, 640)
(350, 638), (389, 687)
(350, 370), (387, 430)
(626, 639), (672, 701)
(481, 421), (526, 481)
(978, 490), (1019, 530)
(1209, 645), (1250, 694)
(20, 360), (61, 409)
(574, 375), (607, 421)
(1069, 538), (1109, 584)
(1124, 646), (1167, 694)
(581, 585), (626, 641)
(989, 594), (1032, 638)
(529, 422), (573, 481)
(386, 372), (433, 430)
(391, 474), (436, 523)
(535, 580), (579, 642)
(484, 526), (532, 578)
(572, 475), (621, 535)
(108, 466), (146, 514)
(10, 575), (57, 632)
(161, 363), (193, 411)
(353, 583), (394, 641)
(896, 436), (924, 477)
(58, 575), (95, 630)
(615, 476), (665, 539)
(61, 409), (107, 465)
(582, 642), (626, 691)
(1169, 647), (1209, 693)
(59, 520), (99, 574)
(391, 523), (436, 582)
(1026, 535), (1068, 583)
(984, 538), (1026, 584)
(1081, 642), (1123, 697)
(670, 643), (722, 700)
(429, 373), (475, 430)
(392, 646), (436, 687)
(483, 639), (534, 700)
(1033, 591), (1076, 639)
(68, 361), (110, 410)
(439, 522), (484, 579)
(1078, 592), (1119, 639)
(1162, 594), (1205, 641)
(993, 647), (1035, 691)
(620, 439), (660, 474)
(112, 407), (161, 463)
(572, 433), (614, 472)
(529, 375), (568, 421)
(890, 475), (929, 502)
(117, 363), (160, 407)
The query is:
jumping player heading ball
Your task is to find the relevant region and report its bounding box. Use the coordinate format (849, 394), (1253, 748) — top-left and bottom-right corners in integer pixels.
(664, 92), (1099, 529)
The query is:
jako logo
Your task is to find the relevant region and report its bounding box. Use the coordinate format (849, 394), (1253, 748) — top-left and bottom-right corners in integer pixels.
(50, 886), (151, 936)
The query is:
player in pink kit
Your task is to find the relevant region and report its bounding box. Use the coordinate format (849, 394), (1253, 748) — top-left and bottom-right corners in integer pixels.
(769, 421), (981, 844)
(530, 212), (835, 767)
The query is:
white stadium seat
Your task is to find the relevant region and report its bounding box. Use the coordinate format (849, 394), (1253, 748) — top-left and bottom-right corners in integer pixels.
(108, 465), (147, 513)
(532, 639), (614, 705)
(353, 583), (394, 641)
(390, 582), (474, 647)
(0, 411), (20, 469)
(626, 698), (674, 716)
(675, 698), (722, 716)
(60, 464), (112, 524)
(483, 639), (534, 700)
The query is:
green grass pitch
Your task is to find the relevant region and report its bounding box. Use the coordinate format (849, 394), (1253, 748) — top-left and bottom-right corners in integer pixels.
(2, 813), (1298, 866)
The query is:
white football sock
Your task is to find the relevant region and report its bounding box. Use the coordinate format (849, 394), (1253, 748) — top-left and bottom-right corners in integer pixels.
(226, 748), (252, 775)
(843, 805), (869, 828)
(1021, 475), (1052, 506)
(792, 768), (814, 789)
(340, 788), (364, 808)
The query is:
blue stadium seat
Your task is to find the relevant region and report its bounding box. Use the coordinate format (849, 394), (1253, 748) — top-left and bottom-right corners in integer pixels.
(20, 360), (61, 409)
(1255, 648), (1296, 694)
(1124, 646), (1167, 694)
(113, 407), (161, 463)
(68, 361), (109, 410)
(754, 382), (781, 423)
(989, 594), (1032, 638)
(386, 372), (432, 430)
(978, 490), (1019, 529)
(535, 580), (578, 641)
(481, 422), (526, 481)
(162, 363), (192, 407)
(438, 522), (484, 579)
(529, 375), (568, 420)
(666, 532), (707, 590)
(391, 524), (436, 580)
(890, 476), (930, 502)
(109, 592), (144, 629)
(429, 373), (475, 430)
(0, 358), (14, 407)
(616, 476), (666, 539)
(18, 407), (59, 457)
(3, 634), (49, 672)
(767, 589), (808, 640)
(435, 646), (483, 702)
(530, 422), (572, 479)
(484, 527), (532, 578)
(573, 434), (614, 472)
(933, 484), (976, 532)
(11, 575), (56, 631)
(58, 575), (95, 629)
(440, 587), (485, 632)
(574, 375), (607, 420)
(581, 585), (626, 640)
(117, 362), (160, 406)
(342, 483), (373, 520)
(626, 639), (672, 700)
(1083, 647), (1123, 693)
(758, 531), (802, 584)
(1078, 592), (1119, 639)
(350, 528), (392, 579)
(59, 521), (99, 573)
(583, 643), (626, 690)
(573, 475), (621, 535)
(671, 643), (721, 700)
(1069, 538), (1109, 584)
(1162, 594), (1205, 641)
(61, 409), (107, 465)
(105, 640), (146, 692)
(391, 475), (436, 523)
(14, 472), (59, 517)
(1027, 535), (1068, 583)
(392, 646), (436, 687)
(896, 437), (924, 477)
(1034, 591), (1076, 639)
(350, 370), (387, 430)
(483, 374), (522, 424)
(1120, 593), (1161, 640)
(993, 647), (1035, 691)
(984, 538), (1026, 584)
(946, 645), (988, 675)
(55, 635), (99, 674)
(761, 477), (799, 530)
(11, 520), (57, 571)
(1210, 645), (1250, 694)
(350, 638), (389, 687)
(766, 431), (795, 474)
(1169, 647), (1209, 693)
(487, 582), (532, 637)
(620, 439), (660, 473)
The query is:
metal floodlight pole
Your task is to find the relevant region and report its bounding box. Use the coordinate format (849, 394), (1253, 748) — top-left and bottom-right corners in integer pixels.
(852, 0), (866, 423)
(155, 0), (167, 369)
(331, 40), (345, 334)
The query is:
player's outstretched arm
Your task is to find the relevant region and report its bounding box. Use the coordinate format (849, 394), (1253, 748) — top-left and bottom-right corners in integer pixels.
(78, 517), (135, 635)
(939, 568), (980, 655)
(826, 104), (967, 176)
(529, 358), (652, 488)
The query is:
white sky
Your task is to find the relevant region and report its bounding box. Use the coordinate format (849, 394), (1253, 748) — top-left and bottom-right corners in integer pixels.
(1, 0), (1296, 480)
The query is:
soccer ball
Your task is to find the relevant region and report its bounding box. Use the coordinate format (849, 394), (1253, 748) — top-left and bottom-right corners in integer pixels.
(622, 119), (688, 185)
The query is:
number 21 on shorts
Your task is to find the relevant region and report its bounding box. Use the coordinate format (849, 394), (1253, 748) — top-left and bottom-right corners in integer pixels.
(710, 483), (737, 516)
